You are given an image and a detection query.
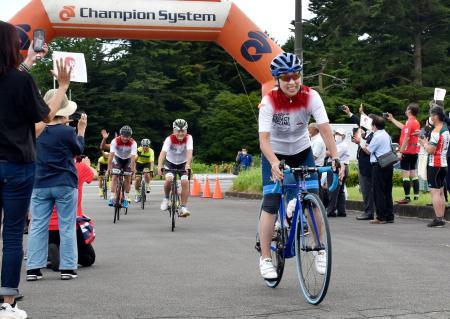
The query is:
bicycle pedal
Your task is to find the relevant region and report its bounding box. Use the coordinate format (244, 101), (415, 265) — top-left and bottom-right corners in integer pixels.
(254, 241), (261, 253)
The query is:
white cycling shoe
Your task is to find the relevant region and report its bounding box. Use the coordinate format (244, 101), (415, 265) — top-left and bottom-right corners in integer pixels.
(314, 250), (327, 275)
(259, 257), (277, 280)
(160, 198), (169, 211)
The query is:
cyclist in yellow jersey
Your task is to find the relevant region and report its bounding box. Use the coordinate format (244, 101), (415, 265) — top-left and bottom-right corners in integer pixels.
(134, 139), (154, 202)
(97, 151), (109, 197)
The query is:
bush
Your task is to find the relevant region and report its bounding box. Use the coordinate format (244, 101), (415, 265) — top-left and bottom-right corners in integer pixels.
(345, 165), (402, 187)
(191, 161), (236, 174)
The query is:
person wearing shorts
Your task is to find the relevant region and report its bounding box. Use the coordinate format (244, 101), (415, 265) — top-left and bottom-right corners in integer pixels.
(134, 139), (154, 202)
(419, 107), (449, 227)
(107, 125), (137, 208)
(157, 119), (193, 218)
(387, 103), (420, 203)
(97, 151), (109, 197)
(258, 52), (343, 280)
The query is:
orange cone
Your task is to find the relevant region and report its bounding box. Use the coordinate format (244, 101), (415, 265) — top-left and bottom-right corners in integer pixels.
(191, 176), (201, 196)
(202, 176), (212, 198)
(212, 177), (223, 199)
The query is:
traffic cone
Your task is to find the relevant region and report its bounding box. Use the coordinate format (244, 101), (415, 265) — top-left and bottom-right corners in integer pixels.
(191, 176), (201, 196)
(202, 176), (212, 198)
(212, 177), (223, 199)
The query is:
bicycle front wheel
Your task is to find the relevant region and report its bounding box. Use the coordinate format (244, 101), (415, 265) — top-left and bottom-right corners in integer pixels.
(295, 193), (331, 305)
(170, 189), (177, 232)
(103, 178), (108, 200)
(141, 179), (146, 210)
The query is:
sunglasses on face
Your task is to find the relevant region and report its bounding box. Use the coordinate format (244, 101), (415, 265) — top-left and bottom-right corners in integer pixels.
(278, 73), (301, 82)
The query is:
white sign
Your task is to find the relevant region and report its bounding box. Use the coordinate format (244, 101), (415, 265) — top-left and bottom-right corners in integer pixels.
(52, 51), (87, 83)
(434, 88), (446, 101)
(360, 114), (373, 131)
(43, 0), (231, 29)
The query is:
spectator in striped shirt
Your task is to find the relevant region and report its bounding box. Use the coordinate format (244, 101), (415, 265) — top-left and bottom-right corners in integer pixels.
(419, 107), (449, 228)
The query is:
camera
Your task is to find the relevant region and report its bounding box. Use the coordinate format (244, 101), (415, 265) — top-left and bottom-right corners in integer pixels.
(338, 105), (345, 111)
(382, 112), (389, 119)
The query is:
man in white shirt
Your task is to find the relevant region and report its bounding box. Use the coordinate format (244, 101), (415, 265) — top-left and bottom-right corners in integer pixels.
(309, 123), (326, 167)
(327, 128), (350, 217)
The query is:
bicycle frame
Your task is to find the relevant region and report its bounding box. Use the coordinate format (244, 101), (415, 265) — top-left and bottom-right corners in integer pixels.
(271, 167), (337, 259)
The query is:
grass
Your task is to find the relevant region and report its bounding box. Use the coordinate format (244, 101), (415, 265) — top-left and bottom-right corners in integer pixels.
(346, 186), (432, 206)
(230, 167), (435, 207)
(230, 167), (262, 193)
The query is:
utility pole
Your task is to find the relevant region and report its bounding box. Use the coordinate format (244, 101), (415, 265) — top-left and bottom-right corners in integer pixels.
(294, 0), (303, 79)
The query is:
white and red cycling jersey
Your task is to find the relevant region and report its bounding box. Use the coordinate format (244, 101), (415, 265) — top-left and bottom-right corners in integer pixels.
(162, 134), (193, 165)
(258, 85), (329, 156)
(110, 137), (137, 160)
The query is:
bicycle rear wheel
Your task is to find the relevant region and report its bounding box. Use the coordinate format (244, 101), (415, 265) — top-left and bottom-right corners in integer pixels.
(257, 205), (286, 288)
(295, 193), (331, 305)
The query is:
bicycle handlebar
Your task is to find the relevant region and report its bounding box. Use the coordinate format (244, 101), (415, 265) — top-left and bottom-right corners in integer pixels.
(270, 165), (339, 194)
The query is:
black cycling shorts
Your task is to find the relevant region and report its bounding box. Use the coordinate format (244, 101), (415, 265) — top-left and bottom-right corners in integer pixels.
(427, 166), (447, 189)
(112, 156), (132, 173)
(400, 154), (418, 171)
(98, 163), (108, 175)
(136, 162), (151, 174)
(164, 160), (188, 178)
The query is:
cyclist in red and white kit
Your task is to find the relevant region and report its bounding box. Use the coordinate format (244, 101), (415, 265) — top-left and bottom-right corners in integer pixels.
(157, 119), (193, 217)
(107, 125), (137, 208)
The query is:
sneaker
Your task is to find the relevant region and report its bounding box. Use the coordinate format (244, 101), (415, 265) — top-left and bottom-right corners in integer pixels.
(108, 198), (114, 207)
(397, 198), (410, 205)
(134, 194), (140, 203)
(98, 189), (103, 197)
(259, 257), (277, 280)
(145, 183), (151, 193)
(160, 198), (169, 211)
(179, 206), (190, 218)
(26, 269), (42, 281)
(123, 199), (129, 209)
(314, 250), (327, 275)
(0, 303), (27, 319)
(427, 219), (446, 228)
(47, 243), (60, 271)
(60, 270), (78, 280)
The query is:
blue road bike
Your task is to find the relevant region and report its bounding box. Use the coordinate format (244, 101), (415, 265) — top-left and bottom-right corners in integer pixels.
(255, 162), (338, 305)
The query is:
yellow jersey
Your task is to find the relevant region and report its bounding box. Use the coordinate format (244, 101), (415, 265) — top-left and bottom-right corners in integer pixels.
(97, 156), (108, 165)
(136, 147), (154, 164)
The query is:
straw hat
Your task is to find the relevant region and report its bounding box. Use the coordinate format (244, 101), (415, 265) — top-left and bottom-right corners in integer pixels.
(43, 89), (77, 117)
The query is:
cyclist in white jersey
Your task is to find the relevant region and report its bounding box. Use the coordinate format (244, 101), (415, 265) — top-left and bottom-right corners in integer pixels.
(258, 52), (343, 280)
(157, 119), (193, 217)
(107, 125), (137, 208)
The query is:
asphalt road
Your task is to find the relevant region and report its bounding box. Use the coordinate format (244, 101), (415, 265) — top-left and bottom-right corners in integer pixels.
(10, 180), (450, 318)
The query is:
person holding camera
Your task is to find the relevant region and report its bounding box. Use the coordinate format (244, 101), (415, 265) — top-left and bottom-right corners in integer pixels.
(0, 21), (72, 318)
(342, 104), (375, 220)
(26, 92), (87, 282)
(385, 103), (421, 204)
(419, 107), (449, 227)
(363, 115), (394, 224)
(236, 147), (253, 172)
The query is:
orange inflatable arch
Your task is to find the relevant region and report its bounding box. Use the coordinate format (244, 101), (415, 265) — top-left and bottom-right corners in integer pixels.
(9, 0), (283, 95)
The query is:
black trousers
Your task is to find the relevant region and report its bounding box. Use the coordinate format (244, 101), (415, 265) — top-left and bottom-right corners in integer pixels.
(372, 164), (394, 221)
(49, 228), (96, 267)
(327, 165), (349, 215)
